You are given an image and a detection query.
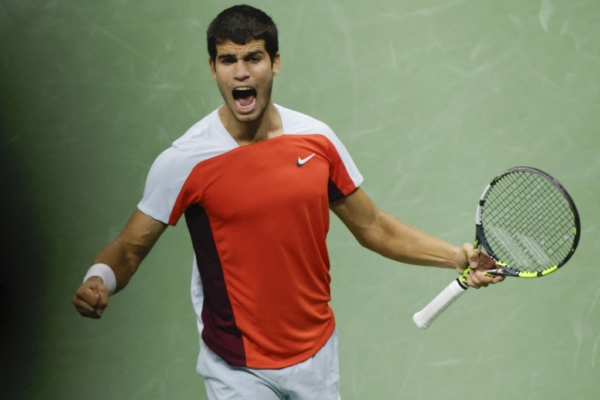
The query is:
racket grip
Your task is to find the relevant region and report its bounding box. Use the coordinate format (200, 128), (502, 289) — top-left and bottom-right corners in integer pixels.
(413, 278), (468, 330)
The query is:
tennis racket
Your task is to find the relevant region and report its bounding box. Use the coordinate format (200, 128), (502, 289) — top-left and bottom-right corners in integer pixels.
(413, 166), (581, 330)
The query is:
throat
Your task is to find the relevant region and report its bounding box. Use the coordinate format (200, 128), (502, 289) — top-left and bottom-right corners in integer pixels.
(219, 103), (283, 145)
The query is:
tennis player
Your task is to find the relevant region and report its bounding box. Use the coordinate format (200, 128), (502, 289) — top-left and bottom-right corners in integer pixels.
(73, 5), (503, 400)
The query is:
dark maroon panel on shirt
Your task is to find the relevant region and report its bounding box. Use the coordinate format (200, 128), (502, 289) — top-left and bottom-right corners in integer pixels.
(328, 177), (346, 203)
(185, 204), (247, 367)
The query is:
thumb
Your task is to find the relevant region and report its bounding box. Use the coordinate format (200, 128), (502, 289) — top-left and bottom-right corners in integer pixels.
(469, 257), (479, 270)
(462, 243), (479, 270)
(86, 277), (109, 317)
(97, 293), (108, 314)
(94, 285), (109, 317)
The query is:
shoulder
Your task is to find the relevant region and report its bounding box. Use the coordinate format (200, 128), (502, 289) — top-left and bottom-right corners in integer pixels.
(276, 105), (336, 138)
(147, 109), (233, 181)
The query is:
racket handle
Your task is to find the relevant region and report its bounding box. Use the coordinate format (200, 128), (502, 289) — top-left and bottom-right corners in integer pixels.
(413, 278), (468, 330)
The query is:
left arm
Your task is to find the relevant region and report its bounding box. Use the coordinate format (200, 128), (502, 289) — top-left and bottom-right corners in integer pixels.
(330, 188), (503, 288)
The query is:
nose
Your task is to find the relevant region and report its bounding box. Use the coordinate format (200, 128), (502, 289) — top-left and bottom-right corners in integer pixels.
(234, 60), (250, 81)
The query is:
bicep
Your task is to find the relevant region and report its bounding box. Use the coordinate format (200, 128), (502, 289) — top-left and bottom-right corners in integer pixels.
(330, 188), (383, 247)
(331, 188), (461, 268)
(118, 208), (167, 256)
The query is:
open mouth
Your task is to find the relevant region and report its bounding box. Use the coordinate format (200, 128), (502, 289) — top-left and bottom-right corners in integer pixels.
(232, 87), (257, 111)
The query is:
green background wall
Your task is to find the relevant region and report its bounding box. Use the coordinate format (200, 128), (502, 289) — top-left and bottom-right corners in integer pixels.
(1, 1), (599, 399)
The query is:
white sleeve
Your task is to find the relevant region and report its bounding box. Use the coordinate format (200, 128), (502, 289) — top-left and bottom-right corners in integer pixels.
(321, 124), (364, 189)
(137, 148), (191, 225)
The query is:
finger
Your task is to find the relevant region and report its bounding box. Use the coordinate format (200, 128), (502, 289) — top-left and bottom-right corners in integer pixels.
(94, 288), (109, 317)
(72, 295), (96, 313)
(74, 302), (97, 317)
(475, 273), (486, 288)
(466, 270), (481, 289)
(74, 304), (101, 319)
(476, 252), (497, 270)
(84, 280), (110, 317)
(72, 295), (101, 318)
(462, 243), (479, 270)
(475, 270), (491, 287)
(468, 269), (493, 288)
(73, 281), (109, 318)
(72, 287), (99, 310)
(480, 270), (504, 287)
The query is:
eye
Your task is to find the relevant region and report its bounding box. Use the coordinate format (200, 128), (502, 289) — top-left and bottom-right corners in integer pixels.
(219, 56), (236, 65)
(245, 53), (263, 63)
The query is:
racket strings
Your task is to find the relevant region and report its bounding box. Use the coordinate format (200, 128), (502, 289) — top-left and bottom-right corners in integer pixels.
(481, 172), (575, 273)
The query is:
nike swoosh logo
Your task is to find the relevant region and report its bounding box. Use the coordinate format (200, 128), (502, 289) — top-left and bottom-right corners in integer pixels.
(297, 153), (316, 167)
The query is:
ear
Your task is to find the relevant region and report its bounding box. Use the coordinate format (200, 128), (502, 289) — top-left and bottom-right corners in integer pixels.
(272, 53), (281, 76)
(209, 58), (217, 79)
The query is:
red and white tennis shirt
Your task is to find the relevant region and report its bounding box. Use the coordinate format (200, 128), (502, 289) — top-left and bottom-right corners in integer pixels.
(138, 104), (363, 369)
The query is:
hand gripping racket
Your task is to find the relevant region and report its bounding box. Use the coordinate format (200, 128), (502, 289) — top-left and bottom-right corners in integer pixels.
(413, 166), (581, 330)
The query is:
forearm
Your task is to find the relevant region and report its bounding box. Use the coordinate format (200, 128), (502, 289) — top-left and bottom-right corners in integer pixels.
(75, 209), (165, 318)
(88, 209), (166, 293)
(357, 210), (462, 270)
(332, 188), (466, 270)
(92, 238), (149, 292)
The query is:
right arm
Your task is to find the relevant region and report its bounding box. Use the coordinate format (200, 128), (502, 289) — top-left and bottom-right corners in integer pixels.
(331, 188), (503, 287)
(72, 209), (167, 319)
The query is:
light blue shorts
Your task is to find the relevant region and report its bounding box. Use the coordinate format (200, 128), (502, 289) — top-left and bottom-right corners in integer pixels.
(196, 329), (341, 400)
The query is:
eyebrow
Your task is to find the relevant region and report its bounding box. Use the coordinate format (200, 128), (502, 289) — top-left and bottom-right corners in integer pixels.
(217, 50), (266, 61)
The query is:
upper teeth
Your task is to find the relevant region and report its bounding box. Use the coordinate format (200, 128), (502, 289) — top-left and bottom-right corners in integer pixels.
(235, 87), (253, 91)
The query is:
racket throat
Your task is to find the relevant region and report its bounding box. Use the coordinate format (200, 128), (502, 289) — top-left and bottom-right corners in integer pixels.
(487, 267), (520, 277)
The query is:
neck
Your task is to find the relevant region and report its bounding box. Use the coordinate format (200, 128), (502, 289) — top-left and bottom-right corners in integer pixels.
(219, 102), (283, 146)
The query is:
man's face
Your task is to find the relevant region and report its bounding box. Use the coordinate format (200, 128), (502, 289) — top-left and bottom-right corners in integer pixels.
(210, 39), (280, 124)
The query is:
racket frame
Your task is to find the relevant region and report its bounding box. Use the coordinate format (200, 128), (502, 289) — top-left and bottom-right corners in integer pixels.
(474, 166), (581, 278)
(413, 166), (581, 330)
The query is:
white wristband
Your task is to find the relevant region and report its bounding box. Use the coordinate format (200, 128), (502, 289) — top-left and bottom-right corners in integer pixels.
(83, 263), (117, 295)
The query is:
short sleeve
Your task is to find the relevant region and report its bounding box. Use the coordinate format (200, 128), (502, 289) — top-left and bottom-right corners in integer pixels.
(137, 148), (192, 225)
